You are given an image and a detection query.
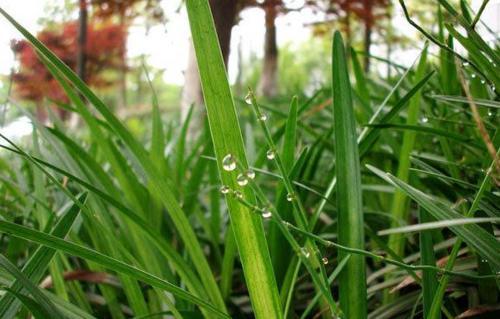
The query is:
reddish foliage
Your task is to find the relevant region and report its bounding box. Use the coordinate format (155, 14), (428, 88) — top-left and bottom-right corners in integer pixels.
(11, 21), (126, 104)
(90, 0), (164, 22)
(336, 0), (390, 27)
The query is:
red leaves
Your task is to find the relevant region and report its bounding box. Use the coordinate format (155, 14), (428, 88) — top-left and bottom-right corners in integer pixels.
(11, 21), (126, 104)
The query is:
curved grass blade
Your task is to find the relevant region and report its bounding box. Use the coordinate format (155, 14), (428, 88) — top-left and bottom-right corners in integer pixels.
(0, 143), (209, 306)
(0, 221), (229, 318)
(0, 254), (65, 319)
(367, 165), (500, 271)
(378, 217), (500, 235)
(0, 193), (87, 319)
(4, 290), (53, 319)
(0, 8), (226, 312)
(430, 95), (500, 109)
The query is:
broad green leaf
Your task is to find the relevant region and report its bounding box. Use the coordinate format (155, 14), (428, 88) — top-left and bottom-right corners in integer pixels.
(332, 31), (367, 318)
(185, 1), (282, 317)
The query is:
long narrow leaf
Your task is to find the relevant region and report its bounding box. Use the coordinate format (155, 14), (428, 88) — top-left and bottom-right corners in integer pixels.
(332, 30), (367, 318)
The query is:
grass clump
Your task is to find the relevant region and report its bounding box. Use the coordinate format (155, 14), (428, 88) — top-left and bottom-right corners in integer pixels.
(0, 0), (498, 318)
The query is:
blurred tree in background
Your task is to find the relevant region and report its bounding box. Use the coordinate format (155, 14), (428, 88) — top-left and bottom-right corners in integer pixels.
(11, 22), (126, 121)
(10, 0), (165, 121)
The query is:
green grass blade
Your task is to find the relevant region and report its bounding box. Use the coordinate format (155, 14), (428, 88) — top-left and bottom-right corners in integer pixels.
(185, 1), (282, 317)
(4, 290), (53, 319)
(332, 30), (367, 318)
(351, 48), (373, 120)
(367, 165), (500, 271)
(358, 71), (435, 157)
(0, 9), (226, 310)
(0, 221), (229, 318)
(430, 95), (500, 108)
(387, 45), (428, 257)
(0, 193), (87, 319)
(282, 96), (298, 171)
(419, 208), (438, 318)
(428, 150), (499, 318)
(0, 144), (209, 304)
(0, 254), (65, 319)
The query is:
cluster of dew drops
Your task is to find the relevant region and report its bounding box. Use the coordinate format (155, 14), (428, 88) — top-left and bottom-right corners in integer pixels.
(217, 93), (294, 220)
(216, 92), (330, 265)
(462, 61), (497, 118)
(462, 61), (497, 94)
(219, 151), (292, 220)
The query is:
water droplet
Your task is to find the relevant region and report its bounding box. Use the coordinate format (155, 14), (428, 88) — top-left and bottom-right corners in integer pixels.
(244, 92), (252, 105)
(222, 154), (236, 171)
(286, 193), (294, 202)
(282, 220), (291, 227)
(246, 169), (256, 180)
(258, 113), (268, 121)
(322, 257), (329, 265)
(462, 62), (469, 67)
(220, 186), (230, 194)
(237, 173), (248, 186)
(488, 110), (493, 117)
(471, 73), (476, 78)
(234, 190), (243, 199)
(262, 209), (272, 219)
(301, 247), (310, 258)
(481, 79), (486, 84)
(421, 116), (429, 124)
(266, 150), (276, 160)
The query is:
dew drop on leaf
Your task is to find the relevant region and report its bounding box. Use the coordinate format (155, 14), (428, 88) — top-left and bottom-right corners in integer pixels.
(244, 92), (252, 105)
(262, 209), (272, 219)
(237, 173), (248, 186)
(222, 154), (236, 171)
(220, 186), (230, 194)
(266, 150), (275, 160)
(246, 169), (256, 180)
(234, 190), (243, 199)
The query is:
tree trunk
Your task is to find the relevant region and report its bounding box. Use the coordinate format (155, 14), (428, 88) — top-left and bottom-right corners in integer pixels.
(363, 23), (372, 73)
(209, 0), (238, 66)
(344, 12), (352, 49)
(181, 40), (203, 120)
(66, 0), (87, 124)
(118, 13), (127, 109)
(258, 3), (279, 98)
(76, 0), (87, 82)
(363, 0), (374, 73)
(181, 0), (239, 121)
